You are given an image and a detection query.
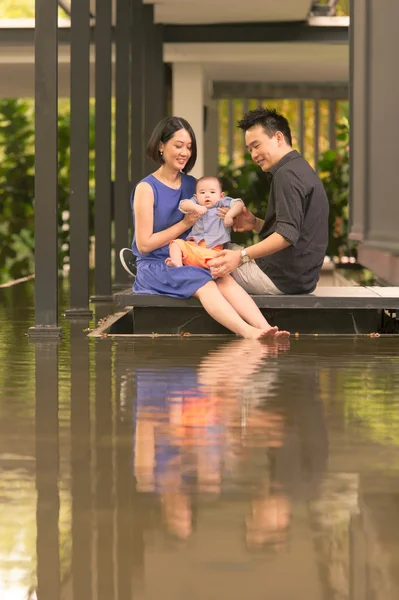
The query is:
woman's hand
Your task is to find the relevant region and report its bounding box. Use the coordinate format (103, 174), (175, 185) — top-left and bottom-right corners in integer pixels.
(183, 211), (201, 228)
(194, 205), (208, 216)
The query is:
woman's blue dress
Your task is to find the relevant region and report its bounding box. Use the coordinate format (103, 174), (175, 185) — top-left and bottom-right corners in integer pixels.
(131, 173), (213, 299)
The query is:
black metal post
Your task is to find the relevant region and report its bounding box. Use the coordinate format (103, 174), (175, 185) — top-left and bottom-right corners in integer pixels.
(29, 0), (62, 339)
(92, 0), (113, 302)
(299, 100), (305, 156)
(328, 99), (337, 150)
(35, 342), (60, 599)
(314, 100), (320, 171)
(66, 0), (93, 317)
(143, 4), (165, 175)
(114, 0), (132, 288)
(131, 0), (145, 191)
(70, 321), (92, 600)
(95, 341), (115, 599)
(228, 99), (234, 163)
(349, 512), (367, 599)
(348, 0), (354, 235)
(115, 353), (134, 599)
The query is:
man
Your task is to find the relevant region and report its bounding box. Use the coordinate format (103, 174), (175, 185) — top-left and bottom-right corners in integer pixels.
(208, 107), (329, 295)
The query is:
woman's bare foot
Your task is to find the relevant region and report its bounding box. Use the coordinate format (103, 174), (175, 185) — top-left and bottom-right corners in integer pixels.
(165, 257), (182, 268)
(251, 327), (290, 340)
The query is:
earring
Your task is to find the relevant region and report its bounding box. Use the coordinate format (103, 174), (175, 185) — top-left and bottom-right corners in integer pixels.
(160, 150), (163, 157)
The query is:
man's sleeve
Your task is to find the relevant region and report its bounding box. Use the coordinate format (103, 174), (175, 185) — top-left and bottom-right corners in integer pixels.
(274, 172), (306, 246)
(220, 197), (244, 208)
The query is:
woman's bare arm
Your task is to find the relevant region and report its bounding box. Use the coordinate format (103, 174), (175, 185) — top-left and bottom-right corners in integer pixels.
(134, 182), (197, 254)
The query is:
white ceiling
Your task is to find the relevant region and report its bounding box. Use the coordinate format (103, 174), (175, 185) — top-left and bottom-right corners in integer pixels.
(165, 42), (349, 83)
(84, 0), (313, 25)
(143, 0), (313, 24)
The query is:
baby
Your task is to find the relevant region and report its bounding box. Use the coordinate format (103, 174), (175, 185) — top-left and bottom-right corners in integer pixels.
(166, 176), (244, 269)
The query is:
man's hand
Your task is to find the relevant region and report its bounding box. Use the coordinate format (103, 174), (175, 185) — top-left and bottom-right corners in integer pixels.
(208, 249), (242, 278)
(217, 205), (256, 232)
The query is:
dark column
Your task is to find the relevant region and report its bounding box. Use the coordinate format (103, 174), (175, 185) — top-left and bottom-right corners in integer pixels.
(114, 344), (145, 598)
(314, 100), (320, 171)
(29, 0), (62, 338)
(349, 0), (365, 243)
(228, 99), (234, 163)
(93, 0), (113, 302)
(114, 0), (132, 288)
(143, 4), (165, 175)
(35, 342), (60, 599)
(328, 100), (336, 150)
(298, 100), (305, 156)
(349, 512), (367, 600)
(66, 0), (93, 317)
(95, 341), (115, 599)
(70, 321), (92, 600)
(131, 0), (145, 191)
(115, 356), (134, 599)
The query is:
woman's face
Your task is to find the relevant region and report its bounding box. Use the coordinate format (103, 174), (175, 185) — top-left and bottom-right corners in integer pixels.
(159, 128), (192, 172)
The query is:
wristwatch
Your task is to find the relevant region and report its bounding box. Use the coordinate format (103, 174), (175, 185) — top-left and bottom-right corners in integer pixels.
(240, 249), (251, 264)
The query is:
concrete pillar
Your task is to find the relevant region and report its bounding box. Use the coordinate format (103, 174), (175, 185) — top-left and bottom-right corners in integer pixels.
(172, 63), (204, 179)
(351, 0), (399, 283)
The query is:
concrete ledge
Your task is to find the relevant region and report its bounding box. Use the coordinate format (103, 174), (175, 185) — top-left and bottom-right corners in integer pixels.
(114, 286), (399, 311)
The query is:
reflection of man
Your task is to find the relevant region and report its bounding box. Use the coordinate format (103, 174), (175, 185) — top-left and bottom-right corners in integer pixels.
(209, 107), (329, 296)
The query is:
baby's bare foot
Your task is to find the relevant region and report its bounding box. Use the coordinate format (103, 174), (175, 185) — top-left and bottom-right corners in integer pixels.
(165, 258), (182, 268)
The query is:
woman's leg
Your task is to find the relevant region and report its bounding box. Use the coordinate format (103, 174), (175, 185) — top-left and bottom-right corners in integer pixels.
(216, 275), (290, 337)
(194, 281), (279, 339)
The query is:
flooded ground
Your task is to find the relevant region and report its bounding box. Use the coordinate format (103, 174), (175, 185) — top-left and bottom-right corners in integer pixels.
(1, 282), (399, 599)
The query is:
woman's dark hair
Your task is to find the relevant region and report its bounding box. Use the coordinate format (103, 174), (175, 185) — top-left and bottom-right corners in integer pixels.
(146, 116), (197, 174)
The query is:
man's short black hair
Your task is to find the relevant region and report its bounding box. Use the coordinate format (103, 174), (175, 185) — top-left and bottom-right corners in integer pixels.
(237, 107), (292, 146)
(146, 116), (197, 174)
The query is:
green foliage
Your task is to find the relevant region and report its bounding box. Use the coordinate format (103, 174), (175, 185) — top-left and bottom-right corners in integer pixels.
(0, 99), (96, 283)
(318, 117), (354, 258)
(0, 99), (35, 284)
(218, 153), (270, 246)
(0, 0), (69, 19)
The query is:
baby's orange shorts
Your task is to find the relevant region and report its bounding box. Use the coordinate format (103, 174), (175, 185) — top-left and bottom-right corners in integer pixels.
(171, 239), (223, 269)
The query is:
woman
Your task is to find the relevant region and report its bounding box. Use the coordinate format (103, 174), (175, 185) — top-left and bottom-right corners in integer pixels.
(132, 116), (289, 339)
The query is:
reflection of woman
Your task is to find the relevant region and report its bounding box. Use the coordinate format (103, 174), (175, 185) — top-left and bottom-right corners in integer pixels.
(132, 339), (292, 542)
(132, 116), (288, 339)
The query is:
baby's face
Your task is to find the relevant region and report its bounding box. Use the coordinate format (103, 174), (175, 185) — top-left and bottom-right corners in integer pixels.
(195, 180), (223, 208)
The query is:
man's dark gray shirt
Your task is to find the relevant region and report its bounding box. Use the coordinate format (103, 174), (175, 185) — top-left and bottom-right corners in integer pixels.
(255, 150), (329, 294)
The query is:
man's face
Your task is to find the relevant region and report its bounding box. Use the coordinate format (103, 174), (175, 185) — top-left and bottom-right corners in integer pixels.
(245, 125), (281, 172)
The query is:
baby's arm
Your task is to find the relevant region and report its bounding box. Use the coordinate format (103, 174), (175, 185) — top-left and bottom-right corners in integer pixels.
(179, 198), (207, 216)
(223, 199), (244, 228)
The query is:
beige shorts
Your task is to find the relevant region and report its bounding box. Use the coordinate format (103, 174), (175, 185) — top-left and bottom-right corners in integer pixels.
(228, 243), (283, 295)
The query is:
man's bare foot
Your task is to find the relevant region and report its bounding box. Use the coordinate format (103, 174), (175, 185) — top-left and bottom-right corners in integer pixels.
(165, 258), (182, 268)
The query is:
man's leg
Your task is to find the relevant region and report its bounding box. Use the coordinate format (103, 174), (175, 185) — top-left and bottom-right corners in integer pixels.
(227, 243), (283, 295)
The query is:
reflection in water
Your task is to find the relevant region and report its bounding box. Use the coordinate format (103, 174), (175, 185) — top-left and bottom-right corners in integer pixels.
(35, 342), (60, 600)
(1, 285), (399, 599)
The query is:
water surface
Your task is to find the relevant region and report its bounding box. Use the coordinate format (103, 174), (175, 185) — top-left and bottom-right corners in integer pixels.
(1, 283), (399, 599)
